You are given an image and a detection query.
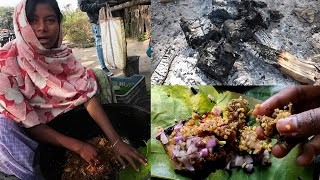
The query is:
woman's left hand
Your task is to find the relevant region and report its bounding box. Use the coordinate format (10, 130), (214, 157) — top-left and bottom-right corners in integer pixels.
(112, 140), (148, 172)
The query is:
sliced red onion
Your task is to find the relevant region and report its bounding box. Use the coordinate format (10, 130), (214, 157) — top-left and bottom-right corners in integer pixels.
(156, 131), (162, 140)
(187, 144), (198, 155)
(160, 131), (169, 144)
(234, 156), (245, 167)
(206, 138), (217, 148)
(208, 147), (213, 154)
(262, 150), (271, 165)
(196, 140), (206, 147)
(245, 163), (254, 172)
(177, 140), (183, 146)
(188, 153), (200, 159)
(200, 148), (208, 157)
(244, 155), (253, 164)
(172, 146), (180, 158)
(230, 156), (236, 167)
(173, 136), (184, 143)
(225, 160), (231, 170)
(186, 138), (192, 148)
(174, 122), (183, 131)
(212, 106), (222, 116)
(178, 156), (195, 171)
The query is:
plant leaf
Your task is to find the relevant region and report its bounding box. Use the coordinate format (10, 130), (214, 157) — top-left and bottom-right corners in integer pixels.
(119, 140), (151, 180)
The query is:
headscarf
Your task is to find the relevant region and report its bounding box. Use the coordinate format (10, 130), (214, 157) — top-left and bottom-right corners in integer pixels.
(0, 0), (98, 128)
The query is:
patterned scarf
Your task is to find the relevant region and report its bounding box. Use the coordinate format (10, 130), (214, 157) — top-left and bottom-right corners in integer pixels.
(0, 0), (98, 127)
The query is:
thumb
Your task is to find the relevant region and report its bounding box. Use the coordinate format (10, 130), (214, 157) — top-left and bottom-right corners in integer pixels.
(276, 107), (320, 137)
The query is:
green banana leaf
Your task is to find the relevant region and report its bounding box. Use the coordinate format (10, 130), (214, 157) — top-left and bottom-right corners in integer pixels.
(151, 86), (314, 180)
(119, 140), (151, 180)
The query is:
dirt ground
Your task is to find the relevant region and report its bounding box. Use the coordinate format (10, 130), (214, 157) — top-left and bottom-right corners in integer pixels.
(151, 0), (320, 85)
(73, 38), (151, 90)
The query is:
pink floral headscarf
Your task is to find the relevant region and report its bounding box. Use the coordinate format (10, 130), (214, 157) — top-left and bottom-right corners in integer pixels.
(0, 0), (98, 128)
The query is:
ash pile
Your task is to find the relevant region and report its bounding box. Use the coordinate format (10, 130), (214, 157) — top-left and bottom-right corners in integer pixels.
(151, 0), (320, 85)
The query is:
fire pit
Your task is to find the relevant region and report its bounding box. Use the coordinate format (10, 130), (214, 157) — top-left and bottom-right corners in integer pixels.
(151, 0), (320, 85)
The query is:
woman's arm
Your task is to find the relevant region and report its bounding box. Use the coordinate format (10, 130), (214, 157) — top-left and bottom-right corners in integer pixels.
(83, 96), (147, 171)
(26, 124), (99, 166)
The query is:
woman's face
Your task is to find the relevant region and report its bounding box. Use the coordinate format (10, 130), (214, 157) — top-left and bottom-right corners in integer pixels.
(28, 3), (60, 49)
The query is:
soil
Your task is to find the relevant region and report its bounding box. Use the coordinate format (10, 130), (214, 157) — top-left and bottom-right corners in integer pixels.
(151, 0), (320, 85)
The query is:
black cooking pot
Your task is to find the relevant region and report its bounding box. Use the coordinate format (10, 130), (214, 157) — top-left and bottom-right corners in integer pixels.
(39, 103), (150, 180)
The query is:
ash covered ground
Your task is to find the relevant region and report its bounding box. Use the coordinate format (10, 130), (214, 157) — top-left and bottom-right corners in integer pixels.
(151, 0), (320, 85)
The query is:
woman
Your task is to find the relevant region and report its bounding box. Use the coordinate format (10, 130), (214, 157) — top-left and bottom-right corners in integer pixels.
(0, 0), (147, 179)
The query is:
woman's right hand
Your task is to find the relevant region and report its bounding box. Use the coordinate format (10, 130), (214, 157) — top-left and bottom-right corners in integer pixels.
(76, 141), (99, 166)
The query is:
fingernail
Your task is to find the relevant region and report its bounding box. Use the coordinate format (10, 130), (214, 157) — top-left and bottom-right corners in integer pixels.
(277, 116), (298, 134)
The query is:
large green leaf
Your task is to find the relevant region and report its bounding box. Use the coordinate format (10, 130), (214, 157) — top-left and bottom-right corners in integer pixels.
(151, 86), (193, 138)
(206, 144), (313, 180)
(151, 86), (314, 180)
(119, 140), (151, 180)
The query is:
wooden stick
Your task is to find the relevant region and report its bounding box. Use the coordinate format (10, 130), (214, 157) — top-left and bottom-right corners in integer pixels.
(110, 0), (151, 12)
(277, 52), (320, 84)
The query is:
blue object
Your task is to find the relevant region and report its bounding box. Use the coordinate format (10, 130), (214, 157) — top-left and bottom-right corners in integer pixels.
(146, 40), (152, 58)
(91, 23), (109, 70)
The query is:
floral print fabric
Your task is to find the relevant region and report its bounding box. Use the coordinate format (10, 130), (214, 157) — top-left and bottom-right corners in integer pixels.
(0, 0), (98, 128)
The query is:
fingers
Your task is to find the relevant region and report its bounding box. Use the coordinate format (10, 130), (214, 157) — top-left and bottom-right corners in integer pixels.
(125, 155), (139, 172)
(253, 86), (299, 117)
(276, 107), (320, 137)
(271, 138), (300, 158)
(116, 155), (126, 168)
(255, 126), (267, 140)
(296, 135), (320, 166)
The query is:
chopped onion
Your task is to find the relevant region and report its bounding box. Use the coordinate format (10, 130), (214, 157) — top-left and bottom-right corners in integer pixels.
(173, 136), (184, 143)
(262, 150), (271, 165)
(196, 140), (206, 147)
(178, 156), (195, 171)
(156, 131), (162, 140)
(174, 122), (183, 131)
(234, 156), (244, 167)
(160, 131), (169, 144)
(200, 148), (208, 157)
(225, 160), (231, 170)
(187, 144), (198, 155)
(245, 163), (254, 172)
(206, 138), (217, 148)
(244, 155), (253, 164)
(188, 153), (200, 159)
(212, 106), (222, 116)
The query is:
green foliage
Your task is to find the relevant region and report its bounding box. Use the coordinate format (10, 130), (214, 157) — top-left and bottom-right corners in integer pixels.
(137, 33), (150, 41)
(119, 140), (151, 180)
(62, 7), (93, 46)
(0, 7), (14, 30)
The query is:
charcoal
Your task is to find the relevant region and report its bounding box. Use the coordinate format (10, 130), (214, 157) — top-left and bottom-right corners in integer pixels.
(247, 8), (270, 28)
(222, 19), (254, 42)
(252, 1), (267, 8)
(197, 40), (240, 80)
(180, 17), (221, 49)
(208, 9), (235, 21)
(269, 10), (284, 22)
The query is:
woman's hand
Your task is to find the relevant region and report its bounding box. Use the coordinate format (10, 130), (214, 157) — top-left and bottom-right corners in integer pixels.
(77, 141), (100, 166)
(112, 140), (147, 172)
(253, 86), (320, 166)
